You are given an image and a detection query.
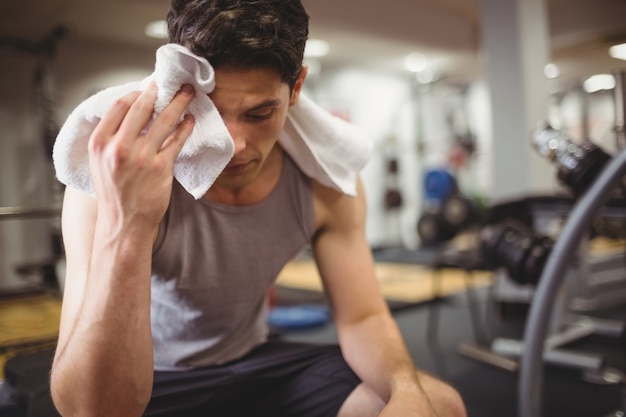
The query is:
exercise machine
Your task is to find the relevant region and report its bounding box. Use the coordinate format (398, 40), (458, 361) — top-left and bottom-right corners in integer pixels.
(519, 147), (626, 417)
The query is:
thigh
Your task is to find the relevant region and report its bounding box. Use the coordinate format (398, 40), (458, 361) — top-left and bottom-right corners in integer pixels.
(144, 360), (235, 417)
(144, 341), (361, 417)
(236, 341), (361, 417)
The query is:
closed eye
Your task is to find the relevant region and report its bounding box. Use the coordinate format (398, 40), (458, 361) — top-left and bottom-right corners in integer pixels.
(246, 109), (275, 120)
(243, 98), (282, 121)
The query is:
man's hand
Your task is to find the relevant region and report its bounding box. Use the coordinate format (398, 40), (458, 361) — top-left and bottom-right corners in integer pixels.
(379, 389), (437, 417)
(88, 81), (195, 232)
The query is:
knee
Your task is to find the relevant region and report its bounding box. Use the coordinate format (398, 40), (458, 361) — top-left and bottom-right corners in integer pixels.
(419, 372), (467, 417)
(432, 382), (466, 417)
(337, 383), (385, 417)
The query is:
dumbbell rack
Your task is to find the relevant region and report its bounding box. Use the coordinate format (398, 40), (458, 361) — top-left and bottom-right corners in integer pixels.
(458, 238), (626, 374)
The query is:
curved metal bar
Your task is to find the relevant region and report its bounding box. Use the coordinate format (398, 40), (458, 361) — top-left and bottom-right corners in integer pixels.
(519, 147), (626, 417)
(0, 206), (61, 220)
(615, 70), (626, 149)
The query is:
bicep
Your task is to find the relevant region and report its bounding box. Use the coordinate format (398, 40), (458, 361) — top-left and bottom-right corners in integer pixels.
(312, 179), (388, 326)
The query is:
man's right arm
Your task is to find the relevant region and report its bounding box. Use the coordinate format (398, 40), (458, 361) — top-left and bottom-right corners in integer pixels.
(50, 83), (196, 417)
(51, 186), (156, 417)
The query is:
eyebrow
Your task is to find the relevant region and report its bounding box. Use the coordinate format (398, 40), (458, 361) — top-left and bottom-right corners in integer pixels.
(244, 98), (282, 113)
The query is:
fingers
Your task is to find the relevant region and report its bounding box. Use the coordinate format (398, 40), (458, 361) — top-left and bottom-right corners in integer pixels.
(91, 82), (196, 157)
(159, 114), (195, 161)
(117, 81), (160, 139)
(91, 90), (142, 148)
(144, 84), (196, 153)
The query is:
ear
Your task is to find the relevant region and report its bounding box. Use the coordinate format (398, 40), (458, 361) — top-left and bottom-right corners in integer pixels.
(289, 66), (308, 106)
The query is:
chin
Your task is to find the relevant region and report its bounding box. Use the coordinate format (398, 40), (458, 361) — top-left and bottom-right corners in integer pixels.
(216, 167), (257, 189)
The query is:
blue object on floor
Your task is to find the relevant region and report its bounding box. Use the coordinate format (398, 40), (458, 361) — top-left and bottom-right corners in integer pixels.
(268, 305), (331, 331)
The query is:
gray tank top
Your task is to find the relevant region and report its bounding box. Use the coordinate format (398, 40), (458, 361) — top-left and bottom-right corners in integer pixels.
(150, 154), (316, 370)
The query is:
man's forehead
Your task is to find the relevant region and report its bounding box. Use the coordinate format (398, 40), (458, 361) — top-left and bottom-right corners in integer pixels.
(210, 68), (290, 110)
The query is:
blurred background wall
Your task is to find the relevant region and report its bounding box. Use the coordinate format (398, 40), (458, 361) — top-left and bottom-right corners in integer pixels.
(0, 0), (625, 291)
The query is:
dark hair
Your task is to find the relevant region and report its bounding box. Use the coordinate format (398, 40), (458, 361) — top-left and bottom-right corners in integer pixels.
(167, 0), (309, 89)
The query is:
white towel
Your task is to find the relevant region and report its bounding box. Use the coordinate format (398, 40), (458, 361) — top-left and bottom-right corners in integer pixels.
(280, 94), (372, 196)
(53, 43), (372, 199)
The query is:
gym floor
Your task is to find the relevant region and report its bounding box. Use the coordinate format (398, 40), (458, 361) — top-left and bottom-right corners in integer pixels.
(1, 251), (625, 417)
(281, 285), (626, 417)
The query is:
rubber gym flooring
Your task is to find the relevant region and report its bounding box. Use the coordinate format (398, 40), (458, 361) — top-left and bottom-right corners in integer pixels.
(282, 285), (626, 417)
(0, 250), (624, 417)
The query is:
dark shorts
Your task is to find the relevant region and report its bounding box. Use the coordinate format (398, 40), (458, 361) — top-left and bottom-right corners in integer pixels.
(144, 341), (361, 417)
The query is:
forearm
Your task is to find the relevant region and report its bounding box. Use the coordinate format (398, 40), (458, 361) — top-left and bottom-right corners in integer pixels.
(337, 312), (436, 414)
(51, 81), (195, 417)
(51, 224), (155, 417)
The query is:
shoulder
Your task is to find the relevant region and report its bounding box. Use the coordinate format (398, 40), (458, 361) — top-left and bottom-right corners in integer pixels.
(311, 176), (367, 233)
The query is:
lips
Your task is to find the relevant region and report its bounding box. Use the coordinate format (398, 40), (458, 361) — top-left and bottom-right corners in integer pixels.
(224, 160), (250, 173)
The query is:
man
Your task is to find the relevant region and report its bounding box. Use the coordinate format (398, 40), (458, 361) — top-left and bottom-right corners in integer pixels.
(50, 0), (467, 416)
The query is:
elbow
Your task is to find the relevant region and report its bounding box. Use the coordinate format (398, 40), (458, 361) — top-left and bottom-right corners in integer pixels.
(50, 368), (78, 417)
(50, 363), (69, 415)
(50, 363), (151, 417)
(50, 366), (89, 417)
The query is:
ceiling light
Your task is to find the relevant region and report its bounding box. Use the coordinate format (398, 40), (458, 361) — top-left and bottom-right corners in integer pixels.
(583, 74), (616, 93)
(544, 63), (560, 79)
(415, 68), (437, 84)
(404, 52), (427, 73)
(145, 20), (168, 39)
(304, 39), (329, 58)
(609, 43), (626, 61)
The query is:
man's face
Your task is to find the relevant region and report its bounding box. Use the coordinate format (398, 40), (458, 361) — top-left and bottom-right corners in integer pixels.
(209, 67), (304, 191)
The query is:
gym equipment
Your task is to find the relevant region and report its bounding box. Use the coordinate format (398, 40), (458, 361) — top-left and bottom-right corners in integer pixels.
(417, 169), (481, 245)
(614, 70), (626, 149)
(268, 305), (331, 331)
(1, 26), (67, 159)
(458, 194), (626, 398)
(423, 168), (457, 203)
(1, 26), (67, 298)
(0, 207), (61, 220)
(532, 124), (612, 197)
(0, 383), (21, 416)
(383, 158), (403, 210)
(2, 348), (60, 417)
(417, 193), (479, 244)
(480, 219), (553, 286)
(519, 145), (626, 417)
(0, 205), (63, 297)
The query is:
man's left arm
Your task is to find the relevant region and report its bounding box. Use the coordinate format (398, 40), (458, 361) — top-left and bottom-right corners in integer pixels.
(311, 178), (437, 416)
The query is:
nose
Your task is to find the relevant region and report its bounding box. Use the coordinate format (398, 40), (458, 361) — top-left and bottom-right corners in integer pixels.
(224, 120), (247, 155)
